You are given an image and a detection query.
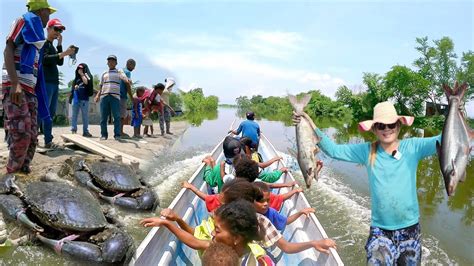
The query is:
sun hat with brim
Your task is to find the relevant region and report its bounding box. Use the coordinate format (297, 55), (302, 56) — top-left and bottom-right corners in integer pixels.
(358, 101), (414, 132)
(27, 0), (57, 14)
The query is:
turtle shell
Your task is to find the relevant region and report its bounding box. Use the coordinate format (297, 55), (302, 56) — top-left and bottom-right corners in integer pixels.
(25, 182), (108, 232)
(89, 161), (141, 192)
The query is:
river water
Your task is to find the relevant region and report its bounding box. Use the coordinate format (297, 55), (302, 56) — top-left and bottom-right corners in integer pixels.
(1, 107), (472, 265)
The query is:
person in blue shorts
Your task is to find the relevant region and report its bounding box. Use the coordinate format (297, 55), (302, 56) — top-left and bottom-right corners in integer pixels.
(293, 101), (441, 265)
(229, 111), (260, 149)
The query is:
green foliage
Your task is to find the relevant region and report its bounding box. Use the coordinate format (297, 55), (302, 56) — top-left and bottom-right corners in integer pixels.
(169, 92), (183, 110)
(457, 51), (474, 101)
(413, 36), (472, 114)
(235, 91), (352, 126)
(413, 115), (445, 131)
(181, 88), (219, 113)
(384, 65), (430, 116)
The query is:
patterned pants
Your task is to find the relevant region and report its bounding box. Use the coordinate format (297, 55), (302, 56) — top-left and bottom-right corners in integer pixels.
(3, 91), (38, 173)
(365, 223), (421, 266)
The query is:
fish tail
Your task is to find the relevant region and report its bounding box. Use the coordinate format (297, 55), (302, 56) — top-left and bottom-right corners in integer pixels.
(288, 93), (312, 113)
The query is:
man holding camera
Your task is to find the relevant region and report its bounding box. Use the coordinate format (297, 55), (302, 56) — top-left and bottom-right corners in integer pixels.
(41, 18), (76, 148)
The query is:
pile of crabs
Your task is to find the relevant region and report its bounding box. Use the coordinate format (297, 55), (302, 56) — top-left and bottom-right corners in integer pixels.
(0, 156), (159, 263)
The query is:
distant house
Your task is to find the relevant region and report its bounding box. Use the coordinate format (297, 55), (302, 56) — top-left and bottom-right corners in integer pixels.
(425, 101), (448, 116)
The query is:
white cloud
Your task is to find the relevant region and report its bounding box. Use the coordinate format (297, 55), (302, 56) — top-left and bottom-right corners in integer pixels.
(152, 50), (346, 101)
(147, 29), (346, 102)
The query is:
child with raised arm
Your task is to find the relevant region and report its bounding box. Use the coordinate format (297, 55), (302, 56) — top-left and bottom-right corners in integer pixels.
(253, 182), (314, 231)
(141, 179), (337, 258)
(257, 181), (303, 212)
(141, 200), (272, 265)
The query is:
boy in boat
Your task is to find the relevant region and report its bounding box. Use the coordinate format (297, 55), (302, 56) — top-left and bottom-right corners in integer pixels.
(229, 111), (260, 149)
(253, 182), (313, 231)
(183, 178), (299, 213)
(235, 156), (288, 183)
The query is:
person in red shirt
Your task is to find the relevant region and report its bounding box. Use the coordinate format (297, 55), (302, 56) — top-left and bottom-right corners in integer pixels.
(254, 181), (303, 212)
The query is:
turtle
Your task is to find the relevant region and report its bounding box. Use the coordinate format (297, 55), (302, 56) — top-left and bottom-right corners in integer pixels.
(0, 175), (134, 263)
(69, 157), (159, 211)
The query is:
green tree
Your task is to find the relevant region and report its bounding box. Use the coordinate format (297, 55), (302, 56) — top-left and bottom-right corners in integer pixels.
(384, 65), (430, 116)
(457, 51), (474, 100)
(335, 85), (353, 106)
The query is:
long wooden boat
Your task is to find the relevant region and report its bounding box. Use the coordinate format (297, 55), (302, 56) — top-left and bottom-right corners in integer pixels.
(131, 133), (344, 265)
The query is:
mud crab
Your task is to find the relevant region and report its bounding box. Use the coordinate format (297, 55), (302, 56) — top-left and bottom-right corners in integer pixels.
(0, 174), (134, 263)
(67, 157), (159, 211)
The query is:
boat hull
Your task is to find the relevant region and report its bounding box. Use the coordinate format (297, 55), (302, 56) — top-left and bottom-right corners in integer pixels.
(132, 134), (343, 265)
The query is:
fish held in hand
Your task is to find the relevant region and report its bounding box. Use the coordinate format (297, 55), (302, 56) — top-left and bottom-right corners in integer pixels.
(289, 94), (322, 188)
(437, 82), (474, 196)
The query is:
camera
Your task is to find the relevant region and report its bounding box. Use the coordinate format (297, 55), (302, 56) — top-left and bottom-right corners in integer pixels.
(69, 45), (79, 60)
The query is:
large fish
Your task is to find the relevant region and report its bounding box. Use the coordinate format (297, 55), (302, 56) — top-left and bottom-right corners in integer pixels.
(289, 94), (322, 188)
(436, 82), (473, 196)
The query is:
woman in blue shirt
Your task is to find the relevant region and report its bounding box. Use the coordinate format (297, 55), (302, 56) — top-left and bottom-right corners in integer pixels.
(294, 101), (441, 265)
(70, 63), (93, 137)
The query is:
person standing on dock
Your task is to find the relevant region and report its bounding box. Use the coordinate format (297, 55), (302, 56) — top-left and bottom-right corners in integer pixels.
(293, 101), (441, 265)
(2, 0), (54, 173)
(95, 55), (131, 140)
(160, 77), (175, 135)
(119, 58), (135, 138)
(40, 18), (76, 149)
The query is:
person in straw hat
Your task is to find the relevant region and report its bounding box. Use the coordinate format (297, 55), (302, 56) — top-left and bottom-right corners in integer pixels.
(293, 101), (441, 265)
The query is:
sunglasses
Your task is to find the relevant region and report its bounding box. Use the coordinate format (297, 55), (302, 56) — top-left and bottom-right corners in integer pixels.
(374, 122), (398, 131)
(53, 27), (63, 33)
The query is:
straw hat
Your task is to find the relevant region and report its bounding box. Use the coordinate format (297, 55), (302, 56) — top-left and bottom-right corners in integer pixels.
(358, 101), (414, 132)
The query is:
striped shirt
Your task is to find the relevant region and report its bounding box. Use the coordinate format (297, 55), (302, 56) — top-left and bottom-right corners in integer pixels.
(256, 213), (282, 247)
(99, 68), (128, 99)
(2, 17), (41, 95)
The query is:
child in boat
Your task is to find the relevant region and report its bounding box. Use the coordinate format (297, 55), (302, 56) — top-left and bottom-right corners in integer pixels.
(235, 156), (288, 183)
(131, 87), (145, 138)
(201, 242), (240, 266)
(140, 200), (272, 265)
(183, 178), (298, 213)
(141, 179), (337, 258)
(253, 182), (313, 231)
(202, 154), (245, 193)
(254, 181), (303, 212)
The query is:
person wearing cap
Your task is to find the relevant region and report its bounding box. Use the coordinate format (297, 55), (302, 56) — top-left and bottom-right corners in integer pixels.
(119, 58), (135, 138)
(1, 0), (55, 173)
(229, 111), (261, 149)
(95, 55), (131, 140)
(293, 101), (441, 265)
(40, 18), (76, 148)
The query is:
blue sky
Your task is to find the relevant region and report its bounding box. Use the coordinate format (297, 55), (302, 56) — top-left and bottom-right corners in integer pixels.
(0, 0), (472, 109)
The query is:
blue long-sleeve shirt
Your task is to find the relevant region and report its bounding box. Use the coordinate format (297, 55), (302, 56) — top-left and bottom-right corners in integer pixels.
(315, 128), (441, 230)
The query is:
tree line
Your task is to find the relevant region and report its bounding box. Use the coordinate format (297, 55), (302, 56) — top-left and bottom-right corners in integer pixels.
(236, 36), (473, 129)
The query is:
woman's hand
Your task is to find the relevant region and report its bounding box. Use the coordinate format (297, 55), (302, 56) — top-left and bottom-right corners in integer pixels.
(292, 111), (302, 125)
